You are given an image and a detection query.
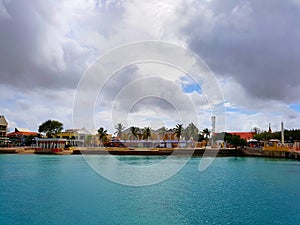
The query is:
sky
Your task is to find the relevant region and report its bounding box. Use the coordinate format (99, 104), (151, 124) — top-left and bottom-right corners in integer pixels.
(0, 0), (300, 134)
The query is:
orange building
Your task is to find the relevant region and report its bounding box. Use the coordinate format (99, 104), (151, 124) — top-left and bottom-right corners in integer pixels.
(7, 128), (39, 146)
(229, 132), (256, 141)
(7, 128), (39, 137)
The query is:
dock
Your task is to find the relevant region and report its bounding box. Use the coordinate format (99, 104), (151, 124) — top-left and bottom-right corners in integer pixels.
(242, 147), (300, 160)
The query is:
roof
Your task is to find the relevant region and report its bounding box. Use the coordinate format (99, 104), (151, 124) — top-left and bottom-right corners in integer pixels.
(0, 115), (8, 126)
(64, 128), (91, 134)
(7, 131), (39, 137)
(15, 128), (30, 132)
(229, 132), (256, 141)
(268, 139), (280, 142)
(64, 129), (79, 133)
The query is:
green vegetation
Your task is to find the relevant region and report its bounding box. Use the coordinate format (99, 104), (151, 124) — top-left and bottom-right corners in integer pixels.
(213, 132), (247, 148)
(38, 120), (63, 138)
(114, 123), (126, 139)
(98, 127), (108, 145)
(253, 129), (300, 142)
(129, 126), (139, 140)
(224, 133), (247, 148)
(142, 127), (151, 140)
(37, 119), (300, 148)
(173, 124), (183, 141)
(202, 128), (211, 140)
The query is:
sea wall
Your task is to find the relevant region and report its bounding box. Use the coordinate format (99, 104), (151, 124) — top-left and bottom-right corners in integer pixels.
(72, 148), (242, 157)
(242, 147), (300, 160)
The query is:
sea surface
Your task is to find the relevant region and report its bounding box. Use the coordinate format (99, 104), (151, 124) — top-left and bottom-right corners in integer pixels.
(0, 155), (299, 225)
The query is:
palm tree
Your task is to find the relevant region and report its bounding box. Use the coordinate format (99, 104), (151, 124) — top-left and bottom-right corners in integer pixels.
(114, 123), (126, 139)
(173, 124), (183, 141)
(98, 127), (108, 146)
(202, 128), (211, 140)
(136, 127), (143, 140)
(142, 127), (151, 140)
(129, 126), (139, 140)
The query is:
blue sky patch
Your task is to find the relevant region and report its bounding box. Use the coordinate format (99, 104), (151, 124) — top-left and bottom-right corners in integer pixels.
(289, 103), (300, 112)
(181, 77), (202, 94)
(182, 83), (202, 93)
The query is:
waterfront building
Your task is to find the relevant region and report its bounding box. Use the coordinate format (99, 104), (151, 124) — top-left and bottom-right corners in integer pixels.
(229, 132), (256, 141)
(58, 128), (97, 146)
(0, 115), (8, 146)
(34, 138), (68, 154)
(7, 128), (39, 146)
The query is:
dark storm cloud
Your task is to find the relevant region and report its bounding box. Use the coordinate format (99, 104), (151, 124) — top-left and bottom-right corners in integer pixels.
(0, 0), (92, 91)
(182, 0), (300, 103)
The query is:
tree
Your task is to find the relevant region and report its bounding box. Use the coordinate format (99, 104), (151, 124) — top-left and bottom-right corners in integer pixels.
(137, 128), (143, 140)
(142, 127), (151, 140)
(252, 129), (300, 142)
(24, 134), (37, 146)
(202, 128), (211, 140)
(98, 127), (108, 145)
(251, 127), (261, 134)
(130, 126), (139, 140)
(173, 124), (183, 141)
(253, 131), (279, 141)
(114, 123), (126, 139)
(38, 120), (63, 138)
(224, 133), (247, 149)
(198, 133), (205, 142)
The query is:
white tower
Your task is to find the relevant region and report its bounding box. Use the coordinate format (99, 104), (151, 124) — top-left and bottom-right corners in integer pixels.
(211, 116), (216, 145)
(211, 116), (216, 135)
(281, 122), (284, 144)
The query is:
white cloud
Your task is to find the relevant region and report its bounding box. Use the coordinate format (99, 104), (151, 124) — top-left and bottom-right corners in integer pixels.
(0, 0), (11, 19)
(0, 0), (300, 134)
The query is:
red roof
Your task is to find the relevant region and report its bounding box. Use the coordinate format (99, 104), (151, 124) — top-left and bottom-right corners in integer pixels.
(229, 132), (256, 141)
(7, 131), (39, 137)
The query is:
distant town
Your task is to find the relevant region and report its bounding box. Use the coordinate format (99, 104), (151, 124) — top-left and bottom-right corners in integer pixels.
(0, 115), (258, 147)
(0, 115), (300, 159)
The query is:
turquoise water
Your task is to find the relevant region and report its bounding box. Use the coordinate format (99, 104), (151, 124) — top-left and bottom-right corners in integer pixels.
(0, 155), (299, 225)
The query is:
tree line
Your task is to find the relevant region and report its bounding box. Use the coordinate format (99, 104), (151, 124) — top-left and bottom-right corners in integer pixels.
(37, 120), (249, 147)
(105, 122), (211, 142)
(253, 129), (300, 142)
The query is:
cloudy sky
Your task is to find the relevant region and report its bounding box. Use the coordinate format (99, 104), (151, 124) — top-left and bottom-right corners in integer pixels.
(1, 0), (300, 134)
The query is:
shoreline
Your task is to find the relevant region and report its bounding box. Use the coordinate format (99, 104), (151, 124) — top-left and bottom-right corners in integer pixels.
(0, 147), (299, 160)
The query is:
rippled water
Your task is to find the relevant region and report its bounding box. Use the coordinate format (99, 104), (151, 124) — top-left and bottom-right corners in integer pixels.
(0, 155), (299, 225)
